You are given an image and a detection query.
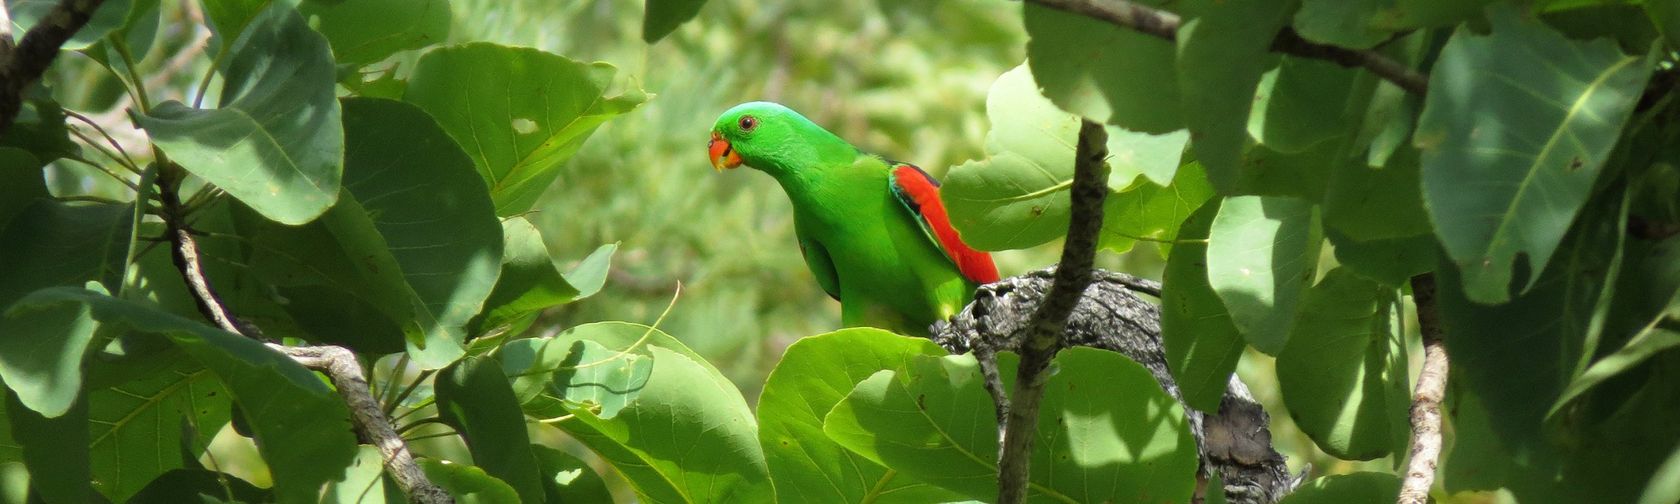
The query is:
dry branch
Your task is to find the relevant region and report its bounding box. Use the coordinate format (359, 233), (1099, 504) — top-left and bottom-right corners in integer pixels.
(1399, 275), (1449, 504)
(995, 119), (1110, 504)
(156, 169), (453, 504)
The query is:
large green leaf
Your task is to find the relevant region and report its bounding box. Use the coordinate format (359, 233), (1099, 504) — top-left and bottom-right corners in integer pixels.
(824, 349), (1198, 503)
(4, 391), (92, 504)
(12, 288), (356, 503)
(405, 43), (648, 216)
(1100, 162), (1213, 255)
(470, 221), (614, 338)
(1325, 228), (1436, 288)
(299, 0), (450, 67)
(1292, 0), (1399, 49)
(0, 148), (46, 230)
(1161, 200), (1244, 413)
(1417, 8), (1653, 303)
(1206, 196), (1321, 354)
(756, 329), (959, 504)
(1277, 472), (1400, 503)
(1024, 3), (1181, 133)
(200, 0), (289, 56)
(434, 356), (544, 504)
(0, 283), (97, 418)
(137, 3), (342, 225)
(1324, 145), (1431, 241)
(944, 64), (1186, 251)
(536, 322), (770, 503)
(81, 360), (228, 502)
(1276, 269), (1409, 460)
(643, 0), (708, 43)
(1177, 0), (1291, 193)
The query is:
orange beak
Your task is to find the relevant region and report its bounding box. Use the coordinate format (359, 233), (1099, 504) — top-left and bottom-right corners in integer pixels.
(708, 131), (742, 171)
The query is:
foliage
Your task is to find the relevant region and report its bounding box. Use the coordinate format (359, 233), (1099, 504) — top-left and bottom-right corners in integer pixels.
(0, 0), (1676, 503)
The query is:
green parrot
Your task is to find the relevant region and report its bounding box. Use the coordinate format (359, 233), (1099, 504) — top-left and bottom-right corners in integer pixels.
(708, 102), (998, 336)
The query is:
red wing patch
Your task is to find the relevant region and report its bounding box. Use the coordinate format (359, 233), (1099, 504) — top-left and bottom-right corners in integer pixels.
(890, 164), (1000, 284)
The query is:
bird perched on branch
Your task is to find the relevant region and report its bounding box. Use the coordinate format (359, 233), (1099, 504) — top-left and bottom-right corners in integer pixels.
(708, 102), (998, 336)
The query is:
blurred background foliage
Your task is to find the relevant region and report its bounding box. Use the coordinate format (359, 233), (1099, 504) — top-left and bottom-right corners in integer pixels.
(23, 0), (1436, 498)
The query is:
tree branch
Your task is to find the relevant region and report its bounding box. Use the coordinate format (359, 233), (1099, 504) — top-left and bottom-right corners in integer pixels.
(1399, 274), (1448, 504)
(155, 168), (453, 504)
(1024, 0), (1430, 96)
(0, 0), (106, 134)
(996, 119), (1109, 503)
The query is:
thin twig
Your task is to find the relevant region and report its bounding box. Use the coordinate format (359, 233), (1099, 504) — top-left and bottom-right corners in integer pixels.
(996, 119), (1110, 503)
(1024, 0), (1430, 96)
(1399, 274), (1448, 504)
(154, 166), (453, 504)
(0, 0), (108, 133)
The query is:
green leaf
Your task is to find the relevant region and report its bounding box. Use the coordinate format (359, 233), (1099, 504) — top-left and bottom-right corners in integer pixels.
(756, 329), (960, 504)
(12, 288), (357, 503)
(471, 218), (584, 337)
(82, 360), (228, 502)
(0, 148), (46, 229)
(498, 338), (652, 420)
(4, 391), (93, 504)
(1416, 7), (1653, 303)
(1249, 57), (1360, 153)
(1651, 0), (1680, 50)
(405, 43), (648, 216)
(1278, 472), (1400, 503)
(0, 282), (98, 418)
(1162, 200), (1244, 412)
(0, 90), (79, 163)
(136, 3), (342, 225)
(340, 98), (502, 367)
(945, 64), (1183, 251)
(1178, 1), (1291, 194)
(563, 243), (617, 300)
(1324, 145), (1431, 241)
(0, 201), (132, 309)
(1024, 3), (1181, 133)
(299, 0), (451, 67)
(1206, 196), (1322, 354)
(421, 459), (522, 504)
(530, 445), (614, 503)
(7, 0), (133, 50)
(1325, 228), (1436, 287)
(126, 468), (269, 503)
(1100, 162), (1214, 255)
(434, 355), (545, 504)
(1277, 269), (1409, 460)
(200, 0), (287, 56)
(643, 0), (707, 43)
(1642, 440), (1680, 504)
(824, 349), (1198, 503)
(534, 322), (770, 503)
(1293, 0), (1398, 49)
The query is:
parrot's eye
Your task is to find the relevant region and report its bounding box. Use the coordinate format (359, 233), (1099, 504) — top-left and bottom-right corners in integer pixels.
(739, 115), (758, 132)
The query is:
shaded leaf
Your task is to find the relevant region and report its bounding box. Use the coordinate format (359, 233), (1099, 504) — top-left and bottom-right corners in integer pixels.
(0, 148), (47, 229)
(530, 445), (613, 503)
(137, 3), (342, 225)
(0, 282), (98, 418)
(1293, 0), (1398, 49)
(1324, 145), (1431, 241)
(405, 43), (648, 215)
(1417, 8), (1652, 303)
(1277, 269), (1409, 460)
(7, 0), (133, 50)
(1325, 228), (1436, 287)
(435, 356), (544, 504)
(0, 90), (79, 162)
(4, 391), (92, 504)
(1024, 3), (1181, 133)
(756, 329), (959, 504)
(1206, 196), (1321, 354)
(421, 459), (521, 504)
(1278, 472), (1400, 503)
(1249, 57), (1360, 153)
(126, 468), (269, 503)
(1178, 0), (1291, 193)
(82, 360), (228, 502)
(1162, 200), (1244, 412)
(471, 218), (586, 337)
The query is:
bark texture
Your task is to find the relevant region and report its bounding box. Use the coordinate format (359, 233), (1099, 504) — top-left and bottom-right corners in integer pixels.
(932, 267), (1304, 504)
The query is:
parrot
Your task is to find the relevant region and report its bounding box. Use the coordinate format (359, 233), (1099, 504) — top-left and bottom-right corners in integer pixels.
(707, 101), (999, 336)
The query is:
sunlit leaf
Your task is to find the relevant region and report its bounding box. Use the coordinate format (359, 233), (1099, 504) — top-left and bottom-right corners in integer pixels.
(1024, 3), (1181, 133)
(1206, 196), (1321, 354)
(7, 0), (133, 50)
(1162, 200), (1244, 412)
(1178, 0), (1291, 193)
(1277, 269), (1409, 460)
(498, 338), (652, 420)
(756, 329), (960, 503)
(421, 459), (521, 504)
(435, 355), (545, 503)
(299, 0), (451, 67)
(406, 43), (648, 216)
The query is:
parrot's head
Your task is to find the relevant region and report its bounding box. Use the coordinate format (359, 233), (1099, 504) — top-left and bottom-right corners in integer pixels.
(709, 101), (845, 175)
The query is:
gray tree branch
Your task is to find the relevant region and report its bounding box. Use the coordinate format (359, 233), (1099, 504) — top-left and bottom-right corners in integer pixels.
(155, 168), (452, 504)
(1024, 0), (1430, 96)
(0, 0), (105, 133)
(994, 119), (1109, 504)
(1399, 275), (1448, 504)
